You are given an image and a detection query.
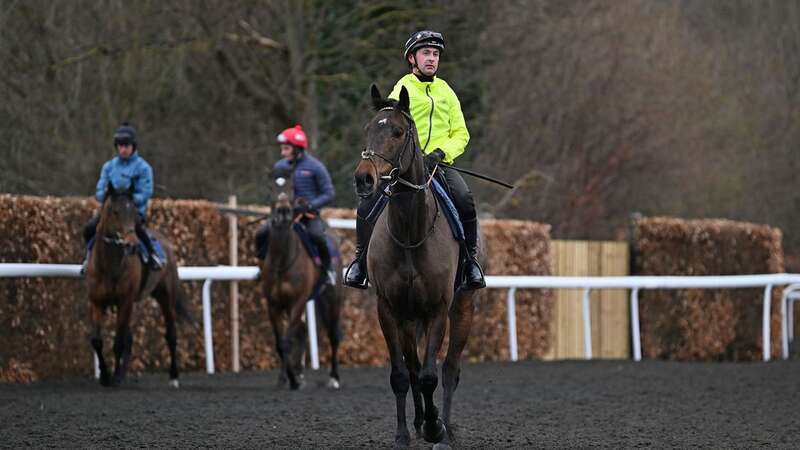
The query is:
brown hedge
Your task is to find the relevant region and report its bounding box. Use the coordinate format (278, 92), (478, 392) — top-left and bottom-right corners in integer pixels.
(634, 216), (784, 361)
(0, 195), (553, 382)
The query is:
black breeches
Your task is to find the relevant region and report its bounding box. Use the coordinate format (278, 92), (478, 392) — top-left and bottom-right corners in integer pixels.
(83, 215), (100, 244)
(134, 215), (154, 251)
(440, 166), (477, 223)
(304, 217), (331, 267)
(255, 223), (271, 259)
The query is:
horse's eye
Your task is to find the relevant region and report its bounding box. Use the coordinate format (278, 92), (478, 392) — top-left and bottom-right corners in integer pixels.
(391, 127), (403, 138)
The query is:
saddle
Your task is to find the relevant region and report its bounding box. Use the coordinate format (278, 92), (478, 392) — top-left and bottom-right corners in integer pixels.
(136, 230), (167, 266)
(86, 229), (167, 267)
(291, 222), (340, 301)
(290, 223), (340, 266)
(430, 176), (469, 290)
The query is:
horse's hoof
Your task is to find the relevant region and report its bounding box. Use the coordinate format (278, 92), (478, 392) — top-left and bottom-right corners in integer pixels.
(432, 443), (452, 450)
(276, 374), (288, 387)
(327, 377), (341, 390)
(99, 376), (113, 387)
(169, 379), (180, 389)
(393, 431), (411, 449)
(423, 420), (446, 443)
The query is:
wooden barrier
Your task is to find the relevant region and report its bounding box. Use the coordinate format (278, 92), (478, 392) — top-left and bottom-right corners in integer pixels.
(547, 240), (630, 359)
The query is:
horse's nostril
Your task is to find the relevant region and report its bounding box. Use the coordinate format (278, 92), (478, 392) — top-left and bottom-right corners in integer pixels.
(355, 172), (375, 192)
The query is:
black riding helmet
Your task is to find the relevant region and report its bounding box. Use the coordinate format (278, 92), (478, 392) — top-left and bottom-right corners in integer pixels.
(403, 30), (445, 61)
(113, 122), (138, 150)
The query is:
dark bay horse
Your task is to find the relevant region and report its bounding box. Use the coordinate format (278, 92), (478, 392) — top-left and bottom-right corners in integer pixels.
(259, 171), (343, 390)
(86, 183), (190, 387)
(354, 85), (479, 449)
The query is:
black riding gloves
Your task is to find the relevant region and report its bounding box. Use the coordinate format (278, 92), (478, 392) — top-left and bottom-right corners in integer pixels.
(424, 148), (446, 171)
(294, 202), (311, 216)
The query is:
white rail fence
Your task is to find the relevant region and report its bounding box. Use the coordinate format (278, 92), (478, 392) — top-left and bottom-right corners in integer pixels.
(2, 264), (800, 375)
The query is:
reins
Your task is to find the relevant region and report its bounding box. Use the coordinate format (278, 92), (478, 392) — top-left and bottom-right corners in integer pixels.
(361, 105), (441, 249)
(360, 107), (437, 195)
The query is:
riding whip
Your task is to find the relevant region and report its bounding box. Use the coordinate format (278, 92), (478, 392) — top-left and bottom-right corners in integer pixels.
(438, 163), (515, 189)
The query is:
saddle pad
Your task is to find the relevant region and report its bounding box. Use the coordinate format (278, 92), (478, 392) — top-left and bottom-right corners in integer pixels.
(431, 178), (465, 241)
(292, 223), (340, 265)
(86, 232), (167, 266)
(137, 232), (167, 265)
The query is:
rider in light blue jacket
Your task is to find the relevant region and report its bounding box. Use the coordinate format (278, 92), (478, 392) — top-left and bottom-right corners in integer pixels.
(95, 148), (154, 217)
(80, 122), (163, 272)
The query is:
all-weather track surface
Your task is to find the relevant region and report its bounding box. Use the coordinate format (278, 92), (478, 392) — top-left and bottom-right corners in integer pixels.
(2, 360), (799, 449)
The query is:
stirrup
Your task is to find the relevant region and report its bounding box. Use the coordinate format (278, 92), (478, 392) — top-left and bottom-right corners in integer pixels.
(324, 268), (337, 286)
(149, 253), (164, 270)
(464, 258), (486, 290)
(79, 257), (89, 275)
(343, 259), (368, 289)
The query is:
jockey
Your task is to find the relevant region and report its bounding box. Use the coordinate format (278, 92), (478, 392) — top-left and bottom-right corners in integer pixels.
(345, 30), (486, 290)
(255, 124), (337, 286)
(80, 122), (163, 273)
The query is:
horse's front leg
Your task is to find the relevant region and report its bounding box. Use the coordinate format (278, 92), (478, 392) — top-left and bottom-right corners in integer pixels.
(420, 306), (448, 444)
(377, 299), (412, 449)
(284, 300), (308, 390)
(112, 298), (134, 386)
(400, 322), (424, 437)
(89, 303), (112, 387)
(267, 301), (289, 387)
(439, 290), (476, 448)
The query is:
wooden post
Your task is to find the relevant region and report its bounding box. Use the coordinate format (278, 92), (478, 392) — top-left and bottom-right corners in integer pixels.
(228, 195), (240, 373)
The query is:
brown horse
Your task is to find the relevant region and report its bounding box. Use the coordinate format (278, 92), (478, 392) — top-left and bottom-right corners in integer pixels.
(353, 85), (479, 449)
(259, 171), (343, 390)
(86, 183), (190, 387)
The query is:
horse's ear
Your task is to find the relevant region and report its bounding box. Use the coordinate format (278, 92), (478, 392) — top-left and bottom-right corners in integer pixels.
(371, 84), (382, 110)
(107, 182), (115, 196)
(127, 183), (135, 196)
(398, 86), (410, 113)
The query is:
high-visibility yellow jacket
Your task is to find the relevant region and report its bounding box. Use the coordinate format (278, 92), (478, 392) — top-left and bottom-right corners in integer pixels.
(389, 74), (470, 164)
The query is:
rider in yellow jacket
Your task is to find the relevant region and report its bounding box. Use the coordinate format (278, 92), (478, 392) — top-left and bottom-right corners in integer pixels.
(345, 30), (486, 290)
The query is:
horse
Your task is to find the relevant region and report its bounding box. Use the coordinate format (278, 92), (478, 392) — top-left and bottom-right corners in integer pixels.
(258, 170), (343, 390)
(85, 183), (191, 387)
(353, 85), (480, 449)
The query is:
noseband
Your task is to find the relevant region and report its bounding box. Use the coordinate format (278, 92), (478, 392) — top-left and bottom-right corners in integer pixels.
(361, 107), (437, 195)
(102, 231), (137, 256)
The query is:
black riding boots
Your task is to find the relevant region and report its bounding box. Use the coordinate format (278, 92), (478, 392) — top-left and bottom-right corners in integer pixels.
(137, 227), (164, 270)
(344, 217), (373, 289)
(462, 217), (486, 290)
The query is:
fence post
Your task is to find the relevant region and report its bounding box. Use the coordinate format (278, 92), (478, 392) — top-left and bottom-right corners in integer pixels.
(582, 288), (592, 360)
(630, 287), (642, 361)
(203, 279), (215, 374)
(763, 284), (773, 362)
(228, 195), (240, 373)
(307, 300), (320, 370)
(506, 287), (518, 361)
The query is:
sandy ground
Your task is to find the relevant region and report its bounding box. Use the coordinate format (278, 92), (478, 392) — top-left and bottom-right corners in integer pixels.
(2, 359), (799, 449)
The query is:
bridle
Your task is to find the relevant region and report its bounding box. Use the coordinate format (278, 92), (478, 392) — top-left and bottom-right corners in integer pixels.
(266, 199), (301, 274)
(360, 107), (437, 196)
(100, 196), (138, 256)
(360, 106), (440, 249)
(102, 231), (137, 256)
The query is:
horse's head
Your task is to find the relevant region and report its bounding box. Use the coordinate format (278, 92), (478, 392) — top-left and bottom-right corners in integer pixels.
(354, 85), (423, 197)
(98, 182), (138, 251)
(270, 167), (295, 228)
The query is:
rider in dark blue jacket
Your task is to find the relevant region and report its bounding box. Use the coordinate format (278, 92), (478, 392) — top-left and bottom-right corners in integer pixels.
(80, 122), (163, 273)
(255, 125), (337, 285)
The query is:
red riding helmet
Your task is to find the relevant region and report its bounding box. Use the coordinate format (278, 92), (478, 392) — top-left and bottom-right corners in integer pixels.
(276, 124), (308, 149)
